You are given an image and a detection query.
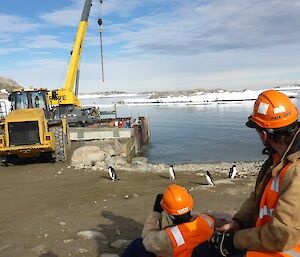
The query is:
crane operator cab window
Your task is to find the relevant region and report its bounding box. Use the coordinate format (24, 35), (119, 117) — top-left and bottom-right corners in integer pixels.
(31, 91), (47, 110)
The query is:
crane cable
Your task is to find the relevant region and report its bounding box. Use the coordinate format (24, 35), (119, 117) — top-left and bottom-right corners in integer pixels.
(98, 0), (105, 82)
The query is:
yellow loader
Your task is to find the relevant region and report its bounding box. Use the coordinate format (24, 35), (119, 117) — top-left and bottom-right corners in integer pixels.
(0, 89), (69, 165)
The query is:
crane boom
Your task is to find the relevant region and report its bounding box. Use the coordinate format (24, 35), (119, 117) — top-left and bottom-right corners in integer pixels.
(65, 0), (91, 93)
(50, 0), (92, 107)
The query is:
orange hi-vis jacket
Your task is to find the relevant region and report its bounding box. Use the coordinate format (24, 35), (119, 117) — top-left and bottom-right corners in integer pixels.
(165, 214), (214, 257)
(246, 159), (300, 257)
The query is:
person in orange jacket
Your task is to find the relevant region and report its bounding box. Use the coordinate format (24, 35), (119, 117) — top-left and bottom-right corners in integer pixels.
(122, 184), (214, 257)
(193, 90), (300, 257)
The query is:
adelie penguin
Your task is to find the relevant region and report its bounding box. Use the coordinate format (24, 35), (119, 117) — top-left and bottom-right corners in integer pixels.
(230, 164), (237, 179)
(108, 166), (117, 181)
(205, 171), (215, 186)
(169, 165), (175, 180)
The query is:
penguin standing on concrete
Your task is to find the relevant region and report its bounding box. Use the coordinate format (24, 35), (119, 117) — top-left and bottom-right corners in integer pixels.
(169, 165), (175, 180)
(108, 166), (117, 181)
(206, 171), (215, 186)
(230, 164), (237, 179)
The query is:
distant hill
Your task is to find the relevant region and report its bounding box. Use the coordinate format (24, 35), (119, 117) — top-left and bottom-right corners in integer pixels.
(0, 76), (22, 93)
(146, 88), (225, 99)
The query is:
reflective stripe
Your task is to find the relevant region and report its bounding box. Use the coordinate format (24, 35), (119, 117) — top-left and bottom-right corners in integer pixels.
(284, 250), (300, 257)
(259, 205), (274, 218)
(271, 174), (280, 192)
(170, 226), (185, 247)
(199, 214), (214, 229)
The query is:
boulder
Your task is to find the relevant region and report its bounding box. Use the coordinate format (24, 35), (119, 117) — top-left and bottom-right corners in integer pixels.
(100, 144), (116, 156)
(71, 146), (106, 168)
(112, 141), (122, 156)
(104, 156), (115, 167)
(104, 155), (126, 167)
(131, 157), (148, 164)
(114, 156), (128, 168)
(93, 161), (107, 170)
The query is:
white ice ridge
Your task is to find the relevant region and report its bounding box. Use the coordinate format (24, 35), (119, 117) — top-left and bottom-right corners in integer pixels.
(122, 89), (297, 106)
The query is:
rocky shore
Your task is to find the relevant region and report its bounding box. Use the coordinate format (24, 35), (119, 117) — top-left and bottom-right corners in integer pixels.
(70, 141), (264, 175)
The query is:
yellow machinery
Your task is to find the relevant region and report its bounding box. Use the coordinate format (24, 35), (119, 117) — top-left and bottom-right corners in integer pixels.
(49, 0), (102, 121)
(0, 89), (69, 165)
(48, 0), (89, 108)
(48, 0), (103, 126)
(0, 0), (101, 165)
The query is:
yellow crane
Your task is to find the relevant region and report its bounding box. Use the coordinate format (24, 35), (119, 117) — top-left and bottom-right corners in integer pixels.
(0, 0), (103, 165)
(49, 0), (104, 124)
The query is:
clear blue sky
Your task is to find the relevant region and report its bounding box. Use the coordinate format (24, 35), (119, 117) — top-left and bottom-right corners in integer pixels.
(1, 0), (300, 93)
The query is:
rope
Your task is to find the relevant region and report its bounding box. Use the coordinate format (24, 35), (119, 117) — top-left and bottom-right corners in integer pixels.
(58, 55), (70, 89)
(98, 0), (105, 82)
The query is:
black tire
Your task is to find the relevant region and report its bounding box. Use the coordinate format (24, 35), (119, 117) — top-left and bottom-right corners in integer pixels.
(50, 126), (67, 162)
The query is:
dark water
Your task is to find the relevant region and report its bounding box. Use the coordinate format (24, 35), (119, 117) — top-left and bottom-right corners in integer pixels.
(81, 96), (300, 164)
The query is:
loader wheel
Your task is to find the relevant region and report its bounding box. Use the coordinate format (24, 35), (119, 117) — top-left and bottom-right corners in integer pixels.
(0, 156), (8, 167)
(50, 126), (67, 162)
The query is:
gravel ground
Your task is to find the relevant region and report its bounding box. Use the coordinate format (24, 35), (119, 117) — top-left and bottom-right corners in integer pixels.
(0, 159), (265, 257)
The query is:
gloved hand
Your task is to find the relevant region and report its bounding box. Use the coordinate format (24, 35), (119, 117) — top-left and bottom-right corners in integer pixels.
(153, 194), (164, 213)
(210, 231), (236, 257)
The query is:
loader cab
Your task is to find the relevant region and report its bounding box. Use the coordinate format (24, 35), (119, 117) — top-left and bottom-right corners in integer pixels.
(9, 89), (51, 118)
(9, 90), (49, 110)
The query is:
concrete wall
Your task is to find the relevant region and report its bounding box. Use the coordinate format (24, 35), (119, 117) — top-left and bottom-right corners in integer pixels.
(69, 127), (133, 141)
(69, 116), (150, 161)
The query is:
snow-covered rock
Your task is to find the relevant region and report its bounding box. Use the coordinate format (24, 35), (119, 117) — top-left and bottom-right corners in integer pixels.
(105, 156), (127, 168)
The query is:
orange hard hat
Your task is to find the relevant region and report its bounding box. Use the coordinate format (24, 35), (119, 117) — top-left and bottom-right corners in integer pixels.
(161, 184), (194, 215)
(246, 90), (298, 130)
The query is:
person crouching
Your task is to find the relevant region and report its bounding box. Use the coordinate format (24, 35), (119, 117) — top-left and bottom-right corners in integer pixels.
(122, 184), (214, 257)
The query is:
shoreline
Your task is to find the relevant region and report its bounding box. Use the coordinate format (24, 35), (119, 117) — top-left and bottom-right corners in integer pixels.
(71, 139), (266, 174)
(73, 154), (265, 176)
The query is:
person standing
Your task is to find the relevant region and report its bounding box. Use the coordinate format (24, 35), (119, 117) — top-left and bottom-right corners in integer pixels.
(122, 184), (214, 257)
(194, 90), (300, 257)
